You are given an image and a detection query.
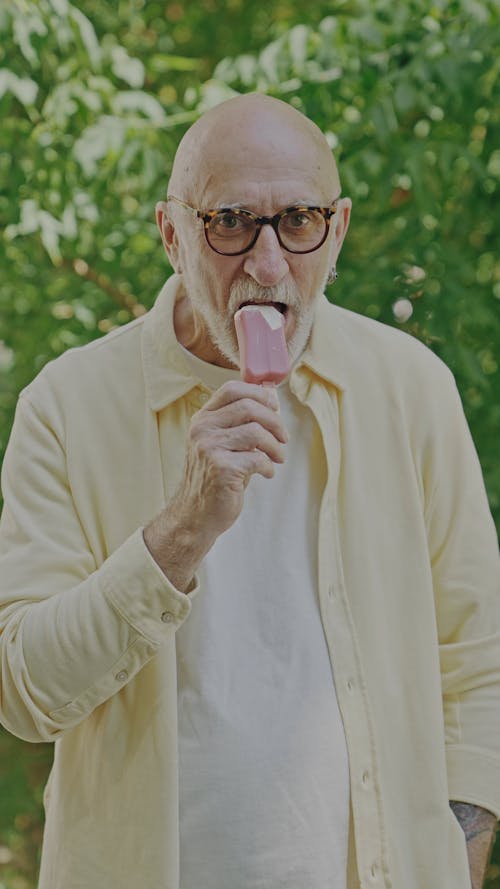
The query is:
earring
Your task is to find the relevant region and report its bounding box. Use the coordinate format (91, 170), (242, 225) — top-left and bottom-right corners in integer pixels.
(327, 267), (338, 285)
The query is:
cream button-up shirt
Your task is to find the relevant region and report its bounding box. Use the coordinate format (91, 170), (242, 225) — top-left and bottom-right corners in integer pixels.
(1, 275), (499, 889)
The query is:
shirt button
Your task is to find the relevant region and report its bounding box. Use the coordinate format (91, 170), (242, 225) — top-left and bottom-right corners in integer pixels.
(328, 584), (335, 599)
(347, 679), (355, 692)
(161, 611), (174, 623)
(115, 670), (128, 682)
(362, 770), (370, 786)
(369, 862), (379, 881)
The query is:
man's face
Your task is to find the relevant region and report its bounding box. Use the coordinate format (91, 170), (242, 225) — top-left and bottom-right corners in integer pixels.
(160, 108), (350, 368)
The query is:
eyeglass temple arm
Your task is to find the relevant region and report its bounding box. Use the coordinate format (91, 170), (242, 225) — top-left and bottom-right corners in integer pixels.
(166, 195), (200, 218)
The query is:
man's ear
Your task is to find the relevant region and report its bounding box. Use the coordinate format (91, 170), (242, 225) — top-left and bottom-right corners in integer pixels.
(331, 197), (351, 263)
(156, 201), (182, 273)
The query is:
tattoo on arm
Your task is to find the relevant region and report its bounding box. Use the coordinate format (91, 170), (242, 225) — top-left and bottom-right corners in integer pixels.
(451, 801), (497, 842)
(450, 802), (497, 889)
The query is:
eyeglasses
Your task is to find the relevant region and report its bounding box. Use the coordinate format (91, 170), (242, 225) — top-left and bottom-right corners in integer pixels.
(166, 194), (340, 256)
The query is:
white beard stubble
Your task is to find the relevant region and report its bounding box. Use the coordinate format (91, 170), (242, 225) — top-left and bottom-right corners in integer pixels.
(187, 277), (324, 370)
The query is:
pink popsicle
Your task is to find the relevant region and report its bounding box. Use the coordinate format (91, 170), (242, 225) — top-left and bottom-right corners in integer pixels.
(234, 304), (290, 384)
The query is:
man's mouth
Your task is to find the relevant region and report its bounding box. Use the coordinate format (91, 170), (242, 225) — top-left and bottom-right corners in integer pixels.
(238, 300), (288, 315)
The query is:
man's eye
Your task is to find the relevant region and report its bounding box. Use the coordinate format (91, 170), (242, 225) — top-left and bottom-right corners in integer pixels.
(217, 213), (242, 229)
(287, 211), (312, 228)
(210, 212), (253, 239)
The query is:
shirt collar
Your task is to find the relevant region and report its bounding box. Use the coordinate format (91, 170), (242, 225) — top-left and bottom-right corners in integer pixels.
(141, 274), (347, 411)
(141, 276), (200, 411)
(296, 294), (347, 392)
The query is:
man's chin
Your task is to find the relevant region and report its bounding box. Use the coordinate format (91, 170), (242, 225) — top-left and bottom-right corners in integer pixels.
(207, 303), (314, 374)
(209, 331), (241, 371)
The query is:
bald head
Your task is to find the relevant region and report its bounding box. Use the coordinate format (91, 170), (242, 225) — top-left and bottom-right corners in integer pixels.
(168, 94), (340, 203)
(158, 93), (351, 371)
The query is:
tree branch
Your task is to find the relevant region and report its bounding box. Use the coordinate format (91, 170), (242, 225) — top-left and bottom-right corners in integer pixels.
(62, 258), (147, 317)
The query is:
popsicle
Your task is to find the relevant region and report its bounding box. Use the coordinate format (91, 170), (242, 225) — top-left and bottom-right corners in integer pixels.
(234, 304), (290, 384)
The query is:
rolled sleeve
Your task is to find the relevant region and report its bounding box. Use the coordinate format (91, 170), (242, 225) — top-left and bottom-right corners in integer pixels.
(0, 389), (197, 742)
(101, 527), (197, 643)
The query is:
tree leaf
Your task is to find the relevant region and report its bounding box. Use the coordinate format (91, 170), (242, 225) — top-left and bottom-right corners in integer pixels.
(68, 6), (101, 69)
(73, 116), (127, 176)
(111, 90), (166, 121)
(110, 46), (145, 88)
(0, 69), (38, 106)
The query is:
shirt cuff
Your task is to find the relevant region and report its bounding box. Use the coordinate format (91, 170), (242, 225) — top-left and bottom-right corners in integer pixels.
(100, 527), (199, 644)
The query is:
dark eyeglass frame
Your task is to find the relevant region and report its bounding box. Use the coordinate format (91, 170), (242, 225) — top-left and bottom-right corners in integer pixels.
(166, 194), (341, 256)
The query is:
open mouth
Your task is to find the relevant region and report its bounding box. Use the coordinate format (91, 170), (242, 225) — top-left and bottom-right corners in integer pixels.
(238, 300), (288, 315)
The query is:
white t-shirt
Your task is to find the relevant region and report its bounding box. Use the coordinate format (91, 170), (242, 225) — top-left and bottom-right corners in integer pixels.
(176, 353), (350, 889)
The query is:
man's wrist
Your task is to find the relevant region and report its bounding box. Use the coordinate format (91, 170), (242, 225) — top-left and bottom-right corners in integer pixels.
(143, 509), (214, 593)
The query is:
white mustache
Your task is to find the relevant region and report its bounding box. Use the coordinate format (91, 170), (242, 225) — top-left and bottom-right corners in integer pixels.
(228, 279), (301, 317)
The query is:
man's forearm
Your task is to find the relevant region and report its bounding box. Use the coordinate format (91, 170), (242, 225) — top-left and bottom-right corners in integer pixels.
(450, 801), (497, 889)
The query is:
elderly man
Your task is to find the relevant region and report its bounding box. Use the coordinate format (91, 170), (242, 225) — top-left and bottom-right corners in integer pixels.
(0, 94), (499, 889)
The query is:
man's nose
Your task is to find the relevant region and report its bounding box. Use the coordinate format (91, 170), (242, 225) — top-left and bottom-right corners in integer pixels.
(242, 224), (289, 287)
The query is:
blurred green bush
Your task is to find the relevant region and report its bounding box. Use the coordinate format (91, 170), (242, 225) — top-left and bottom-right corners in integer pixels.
(1, 1), (499, 886)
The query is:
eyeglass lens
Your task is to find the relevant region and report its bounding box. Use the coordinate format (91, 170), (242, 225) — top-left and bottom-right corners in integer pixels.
(206, 208), (327, 255)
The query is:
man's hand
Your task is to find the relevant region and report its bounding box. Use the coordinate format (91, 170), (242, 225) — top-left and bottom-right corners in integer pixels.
(450, 801), (498, 889)
(143, 381), (288, 591)
(179, 380), (288, 537)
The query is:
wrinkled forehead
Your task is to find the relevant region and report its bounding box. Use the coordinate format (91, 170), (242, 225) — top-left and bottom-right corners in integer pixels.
(169, 101), (339, 206)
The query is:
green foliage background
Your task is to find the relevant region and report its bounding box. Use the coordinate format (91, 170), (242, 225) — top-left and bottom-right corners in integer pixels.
(0, 0), (499, 885)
